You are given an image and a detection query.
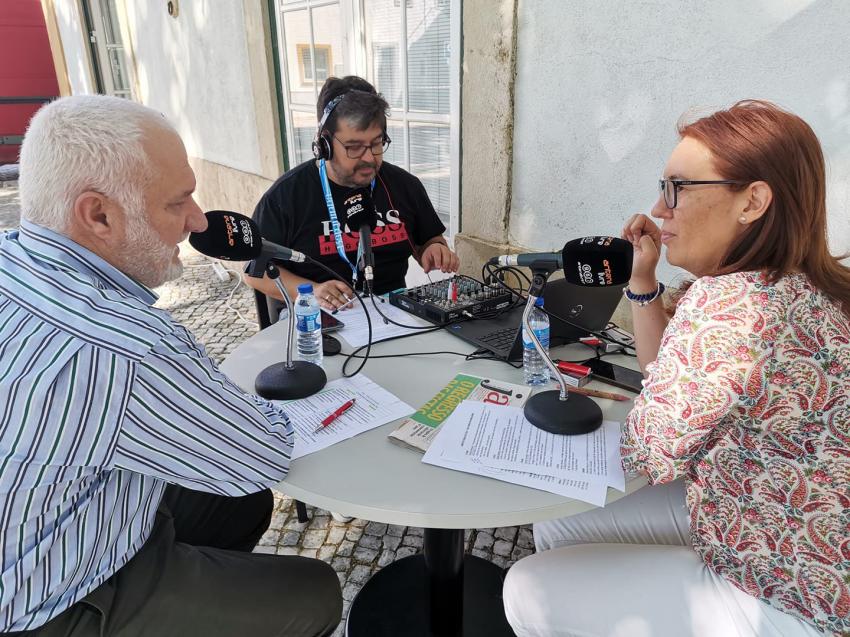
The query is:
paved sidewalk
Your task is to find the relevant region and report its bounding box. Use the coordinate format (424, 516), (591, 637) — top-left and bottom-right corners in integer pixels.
(1, 184), (534, 635)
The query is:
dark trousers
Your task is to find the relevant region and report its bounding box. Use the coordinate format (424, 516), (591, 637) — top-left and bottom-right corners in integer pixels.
(14, 486), (342, 637)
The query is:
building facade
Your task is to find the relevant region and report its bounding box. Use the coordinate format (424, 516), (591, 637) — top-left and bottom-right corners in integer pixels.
(40, 0), (850, 298)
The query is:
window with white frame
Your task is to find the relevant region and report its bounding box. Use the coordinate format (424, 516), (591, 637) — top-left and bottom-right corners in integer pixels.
(273, 0), (459, 235)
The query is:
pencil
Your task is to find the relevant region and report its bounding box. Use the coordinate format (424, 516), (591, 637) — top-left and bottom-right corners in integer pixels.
(566, 385), (631, 402)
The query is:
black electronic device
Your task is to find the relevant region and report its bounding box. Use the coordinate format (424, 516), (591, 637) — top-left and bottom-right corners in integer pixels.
(388, 277), (515, 326)
(322, 334), (342, 356)
(446, 305), (525, 361)
(321, 310), (344, 333)
(581, 358), (644, 393)
(442, 277), (625, 362)
(312, 92), (347, 161)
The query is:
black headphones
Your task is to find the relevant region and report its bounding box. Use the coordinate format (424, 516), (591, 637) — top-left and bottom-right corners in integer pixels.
(311, 92), (348, 161)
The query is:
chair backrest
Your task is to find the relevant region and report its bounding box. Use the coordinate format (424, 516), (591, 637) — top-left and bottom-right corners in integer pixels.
(253, 288), (288, 331)
(253, 289), (272, 330)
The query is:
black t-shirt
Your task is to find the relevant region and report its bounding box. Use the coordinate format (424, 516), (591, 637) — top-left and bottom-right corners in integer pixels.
(252, 160), (446, 295)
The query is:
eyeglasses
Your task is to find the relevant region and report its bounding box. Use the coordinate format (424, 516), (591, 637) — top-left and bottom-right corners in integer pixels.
(659, 178), (750, 209)
(333, 134), (392, 159)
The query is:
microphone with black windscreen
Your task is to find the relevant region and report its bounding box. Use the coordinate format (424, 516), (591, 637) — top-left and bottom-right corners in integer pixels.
(189, 210), (306, 273)
(495, 235), (634, 436)
(189, 210), (326, 401)
(341, 188), (378, 286)
(488, 236), (633, 286)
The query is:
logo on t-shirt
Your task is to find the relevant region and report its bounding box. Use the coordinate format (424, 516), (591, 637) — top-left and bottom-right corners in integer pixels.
(318, 208), (409, 255)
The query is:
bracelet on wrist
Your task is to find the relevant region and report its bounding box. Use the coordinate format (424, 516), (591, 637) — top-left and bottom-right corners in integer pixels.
(623, 281), (665, 306)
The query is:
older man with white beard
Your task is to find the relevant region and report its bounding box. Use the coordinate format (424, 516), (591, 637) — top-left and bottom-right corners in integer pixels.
(0, 95), (341, 637)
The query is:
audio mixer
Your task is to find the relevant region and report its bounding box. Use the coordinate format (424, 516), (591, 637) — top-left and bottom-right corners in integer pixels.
(389, 277), (516, 325)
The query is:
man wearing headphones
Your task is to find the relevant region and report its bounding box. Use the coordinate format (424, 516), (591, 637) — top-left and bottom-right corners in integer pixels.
(245, 76), (460, 313)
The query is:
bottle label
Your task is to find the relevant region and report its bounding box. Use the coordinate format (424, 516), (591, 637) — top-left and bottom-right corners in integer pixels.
(297, 311), (321, 333)
(522, 327), (549, 349)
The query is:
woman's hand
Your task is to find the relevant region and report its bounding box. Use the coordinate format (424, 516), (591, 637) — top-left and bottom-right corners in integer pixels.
(622, 213), (662, 290)
(313, 280), (355, 312)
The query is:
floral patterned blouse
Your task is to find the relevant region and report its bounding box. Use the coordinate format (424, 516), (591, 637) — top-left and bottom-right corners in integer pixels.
(621, 271), (850, 635)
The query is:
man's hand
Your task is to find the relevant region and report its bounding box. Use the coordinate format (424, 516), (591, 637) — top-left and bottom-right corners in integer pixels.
(420, 242), (460, 274)
(313, 280), (355, 312)
(622, 213), (661, 290)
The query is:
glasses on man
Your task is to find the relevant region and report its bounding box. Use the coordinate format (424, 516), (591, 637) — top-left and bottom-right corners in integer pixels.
(659, 178), (750, 209)
(333, 134), (392, 159)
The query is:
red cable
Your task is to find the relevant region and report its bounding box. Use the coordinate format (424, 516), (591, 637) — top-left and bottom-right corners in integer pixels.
(377, 171), (420, 257)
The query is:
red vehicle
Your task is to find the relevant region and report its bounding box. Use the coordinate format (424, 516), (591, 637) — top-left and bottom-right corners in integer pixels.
(0, 0), (59, 165)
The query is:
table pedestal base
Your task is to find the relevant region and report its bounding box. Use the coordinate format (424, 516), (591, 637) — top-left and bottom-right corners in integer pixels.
(346, 529), (515, 637)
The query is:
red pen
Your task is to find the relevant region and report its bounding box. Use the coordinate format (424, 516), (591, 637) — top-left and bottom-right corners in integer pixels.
(313, 398), (356, 433)
(554, 361), (591, 378)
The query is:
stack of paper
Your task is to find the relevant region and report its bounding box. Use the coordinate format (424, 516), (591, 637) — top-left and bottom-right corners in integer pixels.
(422, 402), (625, 507)
(275, 375), (414, 459)
(388, 374), (531, 453)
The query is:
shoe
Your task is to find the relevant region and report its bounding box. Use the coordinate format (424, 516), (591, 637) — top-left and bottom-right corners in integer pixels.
(331, 512), (353, 523)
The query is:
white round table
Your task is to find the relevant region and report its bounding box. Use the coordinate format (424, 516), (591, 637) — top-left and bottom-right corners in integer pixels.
(221, 319), (646, 636)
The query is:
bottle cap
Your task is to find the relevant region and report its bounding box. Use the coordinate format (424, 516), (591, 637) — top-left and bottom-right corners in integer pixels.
(297, 283), (314, 294)
(534, 296), (544, 307)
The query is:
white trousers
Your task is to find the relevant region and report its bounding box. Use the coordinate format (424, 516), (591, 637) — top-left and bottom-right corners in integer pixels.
(503, 481), (821, 637)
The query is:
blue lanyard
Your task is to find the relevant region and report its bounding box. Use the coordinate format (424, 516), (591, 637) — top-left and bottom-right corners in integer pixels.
(318, 160), (375, 284)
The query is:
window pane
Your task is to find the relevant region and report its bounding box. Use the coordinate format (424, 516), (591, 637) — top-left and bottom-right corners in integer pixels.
(314, 47), (330, 81)
(283, 10), (314, 105)
(290, 110), (318, 165)
(311, 4), (345, 79)
(364, 0), (403, 108)
(107, 49), (129, 92)
(382, 120), (405, 167)
(407, 0), (450, 114)
(409, 122), (450, 226)
(97, 0), (121, 45)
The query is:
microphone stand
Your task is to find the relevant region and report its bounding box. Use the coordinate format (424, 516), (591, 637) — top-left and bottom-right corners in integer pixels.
(356, 228), (375, 298)
(522, 268), (603, 435)
(253, 261), (327, 400)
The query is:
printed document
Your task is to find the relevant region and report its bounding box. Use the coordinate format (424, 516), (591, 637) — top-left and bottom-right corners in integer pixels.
(388, 374), (531, 453)
(422, 402), (625, 506)
(275, 375), (414, 459)
(335, 298), (430, 348)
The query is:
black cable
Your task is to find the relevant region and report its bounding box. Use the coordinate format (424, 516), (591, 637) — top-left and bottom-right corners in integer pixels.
(538, 304), (636, 353)
(367, 287), (440, 330)
(481, 262), (636, 354)
(303, 256), (372, 377)
(341, 325), (447, 376)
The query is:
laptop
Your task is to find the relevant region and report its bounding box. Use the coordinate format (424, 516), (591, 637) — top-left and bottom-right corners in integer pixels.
(445, 278), (625, 361)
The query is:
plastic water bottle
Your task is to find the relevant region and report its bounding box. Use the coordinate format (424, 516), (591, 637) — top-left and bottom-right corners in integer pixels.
(523, 297), (550, 386)
(295, 283), (323, 366)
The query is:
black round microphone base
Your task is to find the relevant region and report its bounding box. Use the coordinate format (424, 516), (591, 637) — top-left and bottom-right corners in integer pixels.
(255, 361), (327, 400)
(524, 390), (603, 436)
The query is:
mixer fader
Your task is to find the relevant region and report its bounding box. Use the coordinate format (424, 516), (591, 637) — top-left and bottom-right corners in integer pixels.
(388, 276), (516, 325)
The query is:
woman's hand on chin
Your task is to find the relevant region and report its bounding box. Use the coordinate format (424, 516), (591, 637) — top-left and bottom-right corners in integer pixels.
(622, 213), (661, 290)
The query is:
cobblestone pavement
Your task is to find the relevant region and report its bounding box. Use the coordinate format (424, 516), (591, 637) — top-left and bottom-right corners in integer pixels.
(1, 183), (533, 635)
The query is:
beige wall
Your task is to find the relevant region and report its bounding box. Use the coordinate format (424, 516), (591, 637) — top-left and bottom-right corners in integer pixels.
(121, 1), (283, 214)
(454, 0), (519, 275)
(189, 158), (275, 218)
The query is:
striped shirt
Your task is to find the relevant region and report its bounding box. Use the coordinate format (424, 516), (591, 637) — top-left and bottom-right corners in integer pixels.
(0, 221), (294, 632)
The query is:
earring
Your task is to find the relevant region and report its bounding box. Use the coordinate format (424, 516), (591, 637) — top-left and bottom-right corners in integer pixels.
(739, 214), (747, 224)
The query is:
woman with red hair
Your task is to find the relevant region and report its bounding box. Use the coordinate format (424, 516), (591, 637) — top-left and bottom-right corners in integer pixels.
(504, 101), (850, 636)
